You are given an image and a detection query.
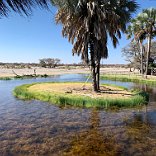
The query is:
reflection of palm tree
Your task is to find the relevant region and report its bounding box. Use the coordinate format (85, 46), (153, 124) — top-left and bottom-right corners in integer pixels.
(64, 109), (120, 156)
(124, 113), (152, 155)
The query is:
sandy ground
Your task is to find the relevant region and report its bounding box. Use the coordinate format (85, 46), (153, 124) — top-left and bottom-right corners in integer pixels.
(0, 67), (132, 78)
(29, 83), (133, 99)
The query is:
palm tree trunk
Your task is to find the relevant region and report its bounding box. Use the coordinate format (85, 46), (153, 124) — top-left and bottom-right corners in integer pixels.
(96, 61), (100, 91)
(139, 40), (144, 76)
(145, 33), (152, 77)
(90, 41), (98, 92)
(91, 59), (97, 92)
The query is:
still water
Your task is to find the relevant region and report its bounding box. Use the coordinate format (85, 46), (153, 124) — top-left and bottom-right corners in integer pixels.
(0, 74), (156, 156)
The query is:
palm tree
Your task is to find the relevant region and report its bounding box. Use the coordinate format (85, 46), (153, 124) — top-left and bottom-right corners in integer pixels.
(139, 8), (156, 76)
(127, 8), (156, 76)
(126, 18), (146, 75)
(0, 0), (50, 16)
(55, 0), (138, 92)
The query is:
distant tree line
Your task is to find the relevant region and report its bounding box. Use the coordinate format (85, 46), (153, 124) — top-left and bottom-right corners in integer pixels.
(0, 59), (128, 69)
(0, 62), (39, 69)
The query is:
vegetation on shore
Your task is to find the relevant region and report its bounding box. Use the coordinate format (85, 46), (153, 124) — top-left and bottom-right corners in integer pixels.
(0, 74), (49, 80)
(101, 74), (156, 85)
(0, 77), (12, 80)
(13, 82), (148, 109)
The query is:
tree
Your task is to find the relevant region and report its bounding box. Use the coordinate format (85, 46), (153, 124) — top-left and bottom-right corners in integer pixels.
(139, 8), (156, 76)
(39, 58), (60, 68)
(126, 17), (146, 75)
(55, 0), (138, 92)
(122, 42), (145, 72)
(39, 59), (47, 68)
(127, 8), (156, 76)
(122, 41), (156, 73)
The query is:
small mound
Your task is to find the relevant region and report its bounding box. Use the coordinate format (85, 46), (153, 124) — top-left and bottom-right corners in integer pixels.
(13, 82), (148, 108)
(29, 83), (132, 99)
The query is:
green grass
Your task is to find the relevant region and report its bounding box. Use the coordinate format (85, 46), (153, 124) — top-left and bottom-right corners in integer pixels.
(13, 82), (148, 109)
(14, 74), (48, 79)
(0, 74), (49, 80)
(101, 74), (156, 85)
(0, 77), (12, 80)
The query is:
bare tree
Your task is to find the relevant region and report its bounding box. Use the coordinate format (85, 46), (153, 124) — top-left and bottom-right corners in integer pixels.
(122, 41), (156, 73)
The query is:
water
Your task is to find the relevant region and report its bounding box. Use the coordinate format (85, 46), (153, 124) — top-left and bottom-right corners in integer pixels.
(0, 74), (156, 156)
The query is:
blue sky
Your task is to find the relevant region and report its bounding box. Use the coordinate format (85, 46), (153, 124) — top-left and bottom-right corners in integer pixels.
(0, 0), (155, 64)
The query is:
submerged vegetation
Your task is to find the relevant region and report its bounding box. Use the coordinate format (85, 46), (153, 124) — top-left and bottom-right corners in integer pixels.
(13, 82), (148, 109)
(63, 110), (121, 156)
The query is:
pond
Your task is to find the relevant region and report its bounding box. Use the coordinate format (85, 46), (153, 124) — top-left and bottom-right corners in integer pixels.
(0, 74), (156, 156)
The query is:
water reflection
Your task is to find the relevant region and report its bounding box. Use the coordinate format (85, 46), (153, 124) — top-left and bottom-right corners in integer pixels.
(0, 74), (156, 155)
(64, 110), (121, 156)
(132, 83), (156, 102)
(122, 111), (156, 156)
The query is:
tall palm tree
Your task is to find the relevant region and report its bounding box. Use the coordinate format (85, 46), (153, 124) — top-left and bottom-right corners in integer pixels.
(139, 8), (156, 76)
(56, 0), (138, 92)
(0, 0), (50, 16)
(126, 18), (146, 75)
(127, 8), (156, 76)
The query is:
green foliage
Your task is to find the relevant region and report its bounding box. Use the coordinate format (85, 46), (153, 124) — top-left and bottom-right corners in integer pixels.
(126, 8), (156, 75)
(13, 74), (49, 79)
(0, 77), (12, 80)
(101, 74), (156, 85)
(13, 84), (35, 100)
(39, 58), (61, 68)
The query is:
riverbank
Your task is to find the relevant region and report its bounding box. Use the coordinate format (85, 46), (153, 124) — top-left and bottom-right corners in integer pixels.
(101, 74), (156, 85)
(0, 67), (133, 78)
(13, 82), (148, 109)
(1, 67), (156, 83)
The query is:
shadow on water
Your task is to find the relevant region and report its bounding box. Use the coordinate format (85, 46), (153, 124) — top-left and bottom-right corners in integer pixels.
(121, 109), (156, 156)
(63, 110), (121, 156)
(0, 74), (156, 155)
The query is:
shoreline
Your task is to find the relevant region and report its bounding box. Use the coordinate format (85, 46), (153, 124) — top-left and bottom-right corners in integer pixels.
(1, 67), (156, 85)
(0, 67), (133, 78)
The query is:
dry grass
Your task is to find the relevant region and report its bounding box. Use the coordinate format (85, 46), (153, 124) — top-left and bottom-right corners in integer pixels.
(29, 83), (133, 100)
(0, 67), (131, 78)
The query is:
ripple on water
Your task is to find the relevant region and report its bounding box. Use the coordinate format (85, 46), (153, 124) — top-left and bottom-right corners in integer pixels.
(0, 74), (156, 155)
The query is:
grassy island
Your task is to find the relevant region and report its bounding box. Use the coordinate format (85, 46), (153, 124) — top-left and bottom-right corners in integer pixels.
(13, 82), (148, 109)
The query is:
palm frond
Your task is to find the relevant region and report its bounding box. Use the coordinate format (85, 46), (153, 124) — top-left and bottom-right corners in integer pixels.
(0, 0), (49, 16)
(55, 0), (138, 64)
